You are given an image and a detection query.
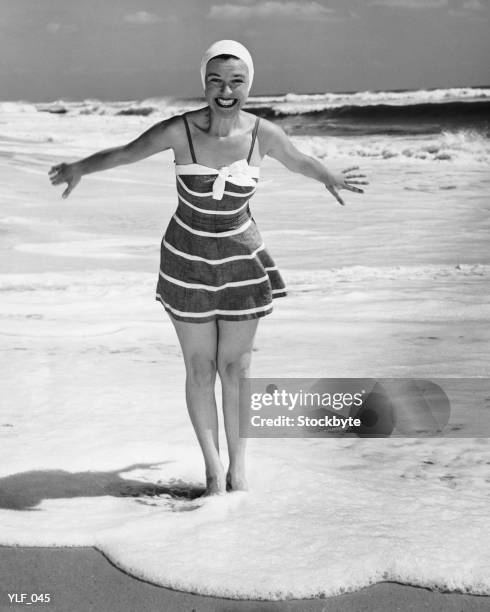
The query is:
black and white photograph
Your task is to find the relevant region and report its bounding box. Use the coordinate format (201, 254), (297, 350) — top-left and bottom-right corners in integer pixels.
(0, 1), (489, 611)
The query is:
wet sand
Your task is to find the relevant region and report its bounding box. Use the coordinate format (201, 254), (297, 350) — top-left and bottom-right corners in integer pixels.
(1, 546), (489, 612)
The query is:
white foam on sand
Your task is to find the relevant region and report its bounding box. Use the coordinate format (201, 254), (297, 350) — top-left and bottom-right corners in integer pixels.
(0, 270), (489, 599)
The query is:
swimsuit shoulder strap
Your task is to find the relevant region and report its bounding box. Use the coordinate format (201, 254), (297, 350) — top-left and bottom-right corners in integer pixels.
(247, 116), (260, 164)
(182, 114), (197, 164)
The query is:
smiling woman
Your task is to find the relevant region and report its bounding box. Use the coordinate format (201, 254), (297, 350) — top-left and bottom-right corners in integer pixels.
(48, 39), (367, 496)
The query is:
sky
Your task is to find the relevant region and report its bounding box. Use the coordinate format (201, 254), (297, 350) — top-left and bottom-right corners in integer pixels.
(1, 0), (489, 100)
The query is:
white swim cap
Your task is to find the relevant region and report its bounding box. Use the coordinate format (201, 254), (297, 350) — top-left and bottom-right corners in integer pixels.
(200, 40), (254, 94)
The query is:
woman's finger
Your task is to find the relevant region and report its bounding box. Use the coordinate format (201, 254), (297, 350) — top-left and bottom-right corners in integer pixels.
(344, 173), (366, 179)
(49, 164), (64, 175)
(62, 176), (80, 198)
(346, 180), (369, 185)
(342, 166), (360, 174)
(345, 185), (364, 194)
(326, 184), (345, 206)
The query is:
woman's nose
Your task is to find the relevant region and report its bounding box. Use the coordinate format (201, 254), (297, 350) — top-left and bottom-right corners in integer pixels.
(221, 83), (233, 96)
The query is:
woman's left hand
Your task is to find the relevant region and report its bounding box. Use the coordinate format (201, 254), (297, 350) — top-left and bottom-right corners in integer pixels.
(325, 166), (369, 206)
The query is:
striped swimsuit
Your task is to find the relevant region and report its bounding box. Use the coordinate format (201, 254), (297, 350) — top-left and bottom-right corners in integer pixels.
(155, 114), (287, 323)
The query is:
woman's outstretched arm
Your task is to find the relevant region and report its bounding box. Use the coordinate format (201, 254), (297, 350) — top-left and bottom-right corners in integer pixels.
(48, 116), (180, 199)
(260, 120), (368, 206)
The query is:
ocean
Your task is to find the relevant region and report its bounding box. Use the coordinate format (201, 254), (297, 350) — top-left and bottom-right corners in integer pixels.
(19, 84), (490, 161)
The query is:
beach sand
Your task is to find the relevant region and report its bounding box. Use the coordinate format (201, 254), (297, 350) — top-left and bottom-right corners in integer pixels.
(1, 546), (489, 612)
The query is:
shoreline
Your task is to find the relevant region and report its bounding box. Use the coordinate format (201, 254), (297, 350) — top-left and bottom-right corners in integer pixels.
(1, 545), (488, 612)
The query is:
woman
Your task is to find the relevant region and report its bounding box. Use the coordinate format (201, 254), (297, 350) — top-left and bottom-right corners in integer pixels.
(49, 40), (368, 496)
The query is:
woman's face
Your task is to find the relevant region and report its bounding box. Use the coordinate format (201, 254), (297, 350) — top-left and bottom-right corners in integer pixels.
(204, 57), (249, 116)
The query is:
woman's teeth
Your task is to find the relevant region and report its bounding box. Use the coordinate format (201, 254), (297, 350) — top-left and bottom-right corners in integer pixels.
(216, 98), (237, 108)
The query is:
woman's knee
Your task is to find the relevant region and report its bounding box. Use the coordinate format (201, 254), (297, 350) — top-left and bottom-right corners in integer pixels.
(217, 353), (252, 381)
(186, 354), (217, 387)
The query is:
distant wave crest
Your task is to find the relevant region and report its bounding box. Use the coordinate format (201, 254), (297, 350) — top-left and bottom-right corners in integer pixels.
(248, 87), (490, 117)
(1, 86), (485, 120)
(293, 129), (490, 164)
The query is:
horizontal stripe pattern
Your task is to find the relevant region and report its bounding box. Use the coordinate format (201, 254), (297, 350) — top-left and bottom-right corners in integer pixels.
(156, 293), (274, 322)
(157, 165), (287, 323)
(175, 163), (260, 178)
(172, 213), (253, 237)
(177, 190), (251, 216)
(177, 175), (256, 199)
(160, 270), (269, 291)
(162, 239), (266, 264)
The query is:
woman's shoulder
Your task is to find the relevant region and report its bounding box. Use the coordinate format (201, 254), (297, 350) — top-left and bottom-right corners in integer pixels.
(250, 116), (285, 151)
(240, 113), (277, 151)
(147, 114), (185, 139)
(251, 115), (277, 133)
(155, 111), (204, 147)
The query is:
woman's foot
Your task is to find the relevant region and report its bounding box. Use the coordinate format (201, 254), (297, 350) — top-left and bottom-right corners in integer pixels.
(226, 469), (248, 492)
(204, 470), (226, 496)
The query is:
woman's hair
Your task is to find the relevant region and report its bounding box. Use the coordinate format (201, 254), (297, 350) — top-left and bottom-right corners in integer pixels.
(209, 54), (240, 61)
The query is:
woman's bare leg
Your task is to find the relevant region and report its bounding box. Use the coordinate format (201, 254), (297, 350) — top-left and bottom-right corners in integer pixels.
(169, 316), (225, 495)
(217, 318), (259, 491)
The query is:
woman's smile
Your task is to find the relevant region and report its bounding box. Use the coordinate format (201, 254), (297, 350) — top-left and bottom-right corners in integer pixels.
(215, 97), (238, 108)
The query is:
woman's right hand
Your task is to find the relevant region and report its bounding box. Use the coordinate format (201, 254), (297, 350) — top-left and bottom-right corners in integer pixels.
(48, 162), (82, 199)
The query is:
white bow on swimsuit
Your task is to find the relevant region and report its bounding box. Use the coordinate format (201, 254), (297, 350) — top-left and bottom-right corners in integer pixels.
(211, 159), (258, 200)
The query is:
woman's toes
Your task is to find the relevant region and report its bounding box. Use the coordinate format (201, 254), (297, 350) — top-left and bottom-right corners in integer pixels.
(204, 473), (226, 496)
(226, 471), (248, 492)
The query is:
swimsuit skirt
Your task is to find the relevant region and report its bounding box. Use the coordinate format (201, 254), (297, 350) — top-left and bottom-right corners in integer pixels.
(155, 115), (287, 323)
